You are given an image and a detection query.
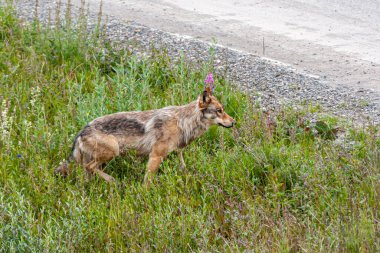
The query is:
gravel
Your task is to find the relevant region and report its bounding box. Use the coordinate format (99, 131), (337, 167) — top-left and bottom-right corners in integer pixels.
(13, 0), (380, 124)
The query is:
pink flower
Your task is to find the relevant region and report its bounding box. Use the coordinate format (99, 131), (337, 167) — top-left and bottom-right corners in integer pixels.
(204, 73), (214, 85)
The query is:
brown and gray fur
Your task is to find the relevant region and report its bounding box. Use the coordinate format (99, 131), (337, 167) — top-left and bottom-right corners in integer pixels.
(55, 87), (236, 185)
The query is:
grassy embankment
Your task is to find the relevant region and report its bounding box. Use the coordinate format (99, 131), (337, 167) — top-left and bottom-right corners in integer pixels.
(0, 3), (379, 252)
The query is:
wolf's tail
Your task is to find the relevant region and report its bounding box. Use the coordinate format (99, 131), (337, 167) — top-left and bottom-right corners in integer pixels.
(54, 133), (82, 177)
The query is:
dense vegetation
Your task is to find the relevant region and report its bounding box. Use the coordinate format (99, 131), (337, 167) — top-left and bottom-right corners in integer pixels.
(0, 3), (379, 252)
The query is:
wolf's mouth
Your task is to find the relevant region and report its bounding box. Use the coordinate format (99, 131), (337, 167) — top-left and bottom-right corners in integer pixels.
(218, 123), (234, 128)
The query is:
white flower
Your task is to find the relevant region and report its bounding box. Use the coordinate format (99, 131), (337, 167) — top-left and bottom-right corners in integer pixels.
(0, 100), (13, 147)
(30, 86), (41, 108)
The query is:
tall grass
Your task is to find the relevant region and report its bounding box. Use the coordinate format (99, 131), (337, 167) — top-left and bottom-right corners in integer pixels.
(0, 2), (379, 252)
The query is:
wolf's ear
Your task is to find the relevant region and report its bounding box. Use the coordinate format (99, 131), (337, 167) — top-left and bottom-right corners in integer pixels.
(199, 87), (212, 109)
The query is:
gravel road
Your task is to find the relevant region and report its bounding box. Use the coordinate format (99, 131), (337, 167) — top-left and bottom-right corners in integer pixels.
(12, 0), (380, 123)
(57, 0), (380, 91)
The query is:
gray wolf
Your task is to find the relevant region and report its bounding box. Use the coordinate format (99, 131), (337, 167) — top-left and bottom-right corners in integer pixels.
(55, 82), (236, 185)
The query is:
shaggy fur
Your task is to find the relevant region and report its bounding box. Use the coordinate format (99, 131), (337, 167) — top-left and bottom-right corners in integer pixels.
(55, 87), (236, 185)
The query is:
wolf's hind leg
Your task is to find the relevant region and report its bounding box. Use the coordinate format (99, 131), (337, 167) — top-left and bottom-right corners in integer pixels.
(85, 161), (115, 182)
(82, 135), (119, 182)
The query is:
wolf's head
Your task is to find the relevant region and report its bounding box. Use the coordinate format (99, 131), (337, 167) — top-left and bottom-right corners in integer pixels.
(198, 86), (236, 128)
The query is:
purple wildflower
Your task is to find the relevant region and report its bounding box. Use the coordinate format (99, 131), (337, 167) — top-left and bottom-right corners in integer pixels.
(17, 154), (22, 158)
(204, 73), (214, 85)
(204, 73), (215, 93)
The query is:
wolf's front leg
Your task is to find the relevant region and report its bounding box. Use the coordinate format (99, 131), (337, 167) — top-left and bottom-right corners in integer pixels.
(143, 157), (163, 186)
(178, 149), (186, 170)
(144, 144), (168, 186)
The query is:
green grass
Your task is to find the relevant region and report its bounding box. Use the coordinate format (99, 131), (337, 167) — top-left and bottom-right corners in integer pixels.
(1, 3), (379, 252)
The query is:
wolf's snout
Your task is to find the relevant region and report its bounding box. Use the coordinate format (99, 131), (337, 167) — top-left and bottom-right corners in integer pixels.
(228, 117), (236, 127)
(219, 118), (236, 128)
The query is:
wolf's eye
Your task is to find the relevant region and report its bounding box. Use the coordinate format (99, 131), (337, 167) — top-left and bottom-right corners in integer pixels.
(216, 109), (222, 113)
